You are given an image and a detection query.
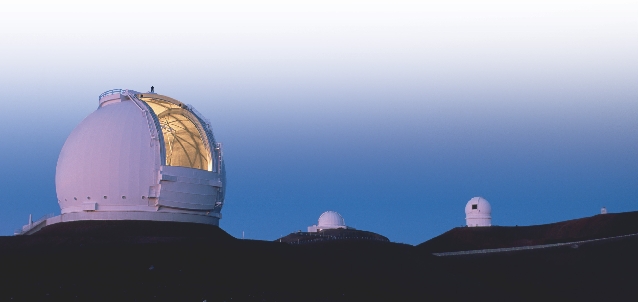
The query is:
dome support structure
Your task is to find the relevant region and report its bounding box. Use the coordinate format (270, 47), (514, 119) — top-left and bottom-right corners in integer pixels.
(307, 211), (353, 232)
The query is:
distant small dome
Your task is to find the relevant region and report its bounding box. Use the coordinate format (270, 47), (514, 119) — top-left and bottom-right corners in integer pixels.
(317, 211), (345, 227)
(465, 197), (492, 215)
(465, 197), (492, 227)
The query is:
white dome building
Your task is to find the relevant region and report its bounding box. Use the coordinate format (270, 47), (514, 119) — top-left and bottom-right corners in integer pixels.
(308, 211), (349, 232)
(465, 197), (492, 227)
(17, 89), (225, 235)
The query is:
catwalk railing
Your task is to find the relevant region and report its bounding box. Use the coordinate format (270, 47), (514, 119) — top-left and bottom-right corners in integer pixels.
(98, 89), (125, 101)
(14, 213), (55, 235)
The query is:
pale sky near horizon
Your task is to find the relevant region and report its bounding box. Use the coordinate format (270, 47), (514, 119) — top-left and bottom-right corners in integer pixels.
(0, 1), (636, 243)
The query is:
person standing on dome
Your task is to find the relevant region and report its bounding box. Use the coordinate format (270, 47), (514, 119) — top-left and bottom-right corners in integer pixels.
(151, 86), (155, 93)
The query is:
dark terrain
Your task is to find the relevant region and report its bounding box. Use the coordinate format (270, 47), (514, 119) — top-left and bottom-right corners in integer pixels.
(1, 213), (637, 301)
(0, 221), (461, 301)
(418, 211), (638, 252)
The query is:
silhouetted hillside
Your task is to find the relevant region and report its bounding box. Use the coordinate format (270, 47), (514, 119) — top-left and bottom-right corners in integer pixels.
(1, 215), (638, 301)
(433, 233), (638, 301)
(0, 220), (470, 301)
(418, 211), (638, 253)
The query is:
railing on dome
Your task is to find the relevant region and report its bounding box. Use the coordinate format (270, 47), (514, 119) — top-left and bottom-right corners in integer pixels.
(35, 213), (55, 223)
(98, 89), (126, 101)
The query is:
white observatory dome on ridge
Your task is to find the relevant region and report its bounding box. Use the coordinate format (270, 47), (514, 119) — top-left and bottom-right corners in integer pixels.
(17, 89), (226, 235)
(308, 211), (349, 232)
(318, 211), (346, 227)
(465, 197), (492, 227)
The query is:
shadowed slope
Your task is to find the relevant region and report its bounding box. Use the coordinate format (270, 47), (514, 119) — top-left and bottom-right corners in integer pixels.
(418, 211), (638, 253)
(0, 220), (473, 301)
(433, 233), (638, 301)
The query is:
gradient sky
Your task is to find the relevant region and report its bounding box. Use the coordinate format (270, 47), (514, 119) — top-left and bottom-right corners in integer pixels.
(0, 1), (636, 244)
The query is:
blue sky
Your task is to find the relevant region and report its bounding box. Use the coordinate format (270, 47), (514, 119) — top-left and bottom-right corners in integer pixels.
(0, 1), (636, 244)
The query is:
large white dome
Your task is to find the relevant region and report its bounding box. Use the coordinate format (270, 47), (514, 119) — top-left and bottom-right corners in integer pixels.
(465, 197), (492, 227)
(54, 89), (225, 225)
(317, 211), (345, 227)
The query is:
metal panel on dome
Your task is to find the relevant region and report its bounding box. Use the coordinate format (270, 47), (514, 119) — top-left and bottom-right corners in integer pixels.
(157, 165), (223, 212)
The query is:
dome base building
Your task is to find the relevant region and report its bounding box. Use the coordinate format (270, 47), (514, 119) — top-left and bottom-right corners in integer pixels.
(277, 211), (389, 244)
(307, 211), (353, 232)
(16, 89), (225, 235)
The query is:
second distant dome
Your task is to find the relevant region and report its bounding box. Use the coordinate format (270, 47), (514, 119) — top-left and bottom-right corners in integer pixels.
(308, 211), (348, 232)
(318, 211), (345, 227)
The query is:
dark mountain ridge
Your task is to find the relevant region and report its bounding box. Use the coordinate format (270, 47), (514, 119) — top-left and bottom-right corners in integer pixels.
(0, 221), (464, 301)
(1, 213), (638, 301)
(418, 211), (638, 253)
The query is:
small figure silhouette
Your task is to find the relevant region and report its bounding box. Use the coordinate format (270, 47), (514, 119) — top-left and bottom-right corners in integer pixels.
(151, 86), (155, 93)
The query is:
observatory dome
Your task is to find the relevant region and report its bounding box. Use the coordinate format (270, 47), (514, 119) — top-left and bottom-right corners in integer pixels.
(307, 211), (348, 232)
(52, 89), (225, 227)
(318, 211), (346, 227)
(465, 197), (491, 227)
